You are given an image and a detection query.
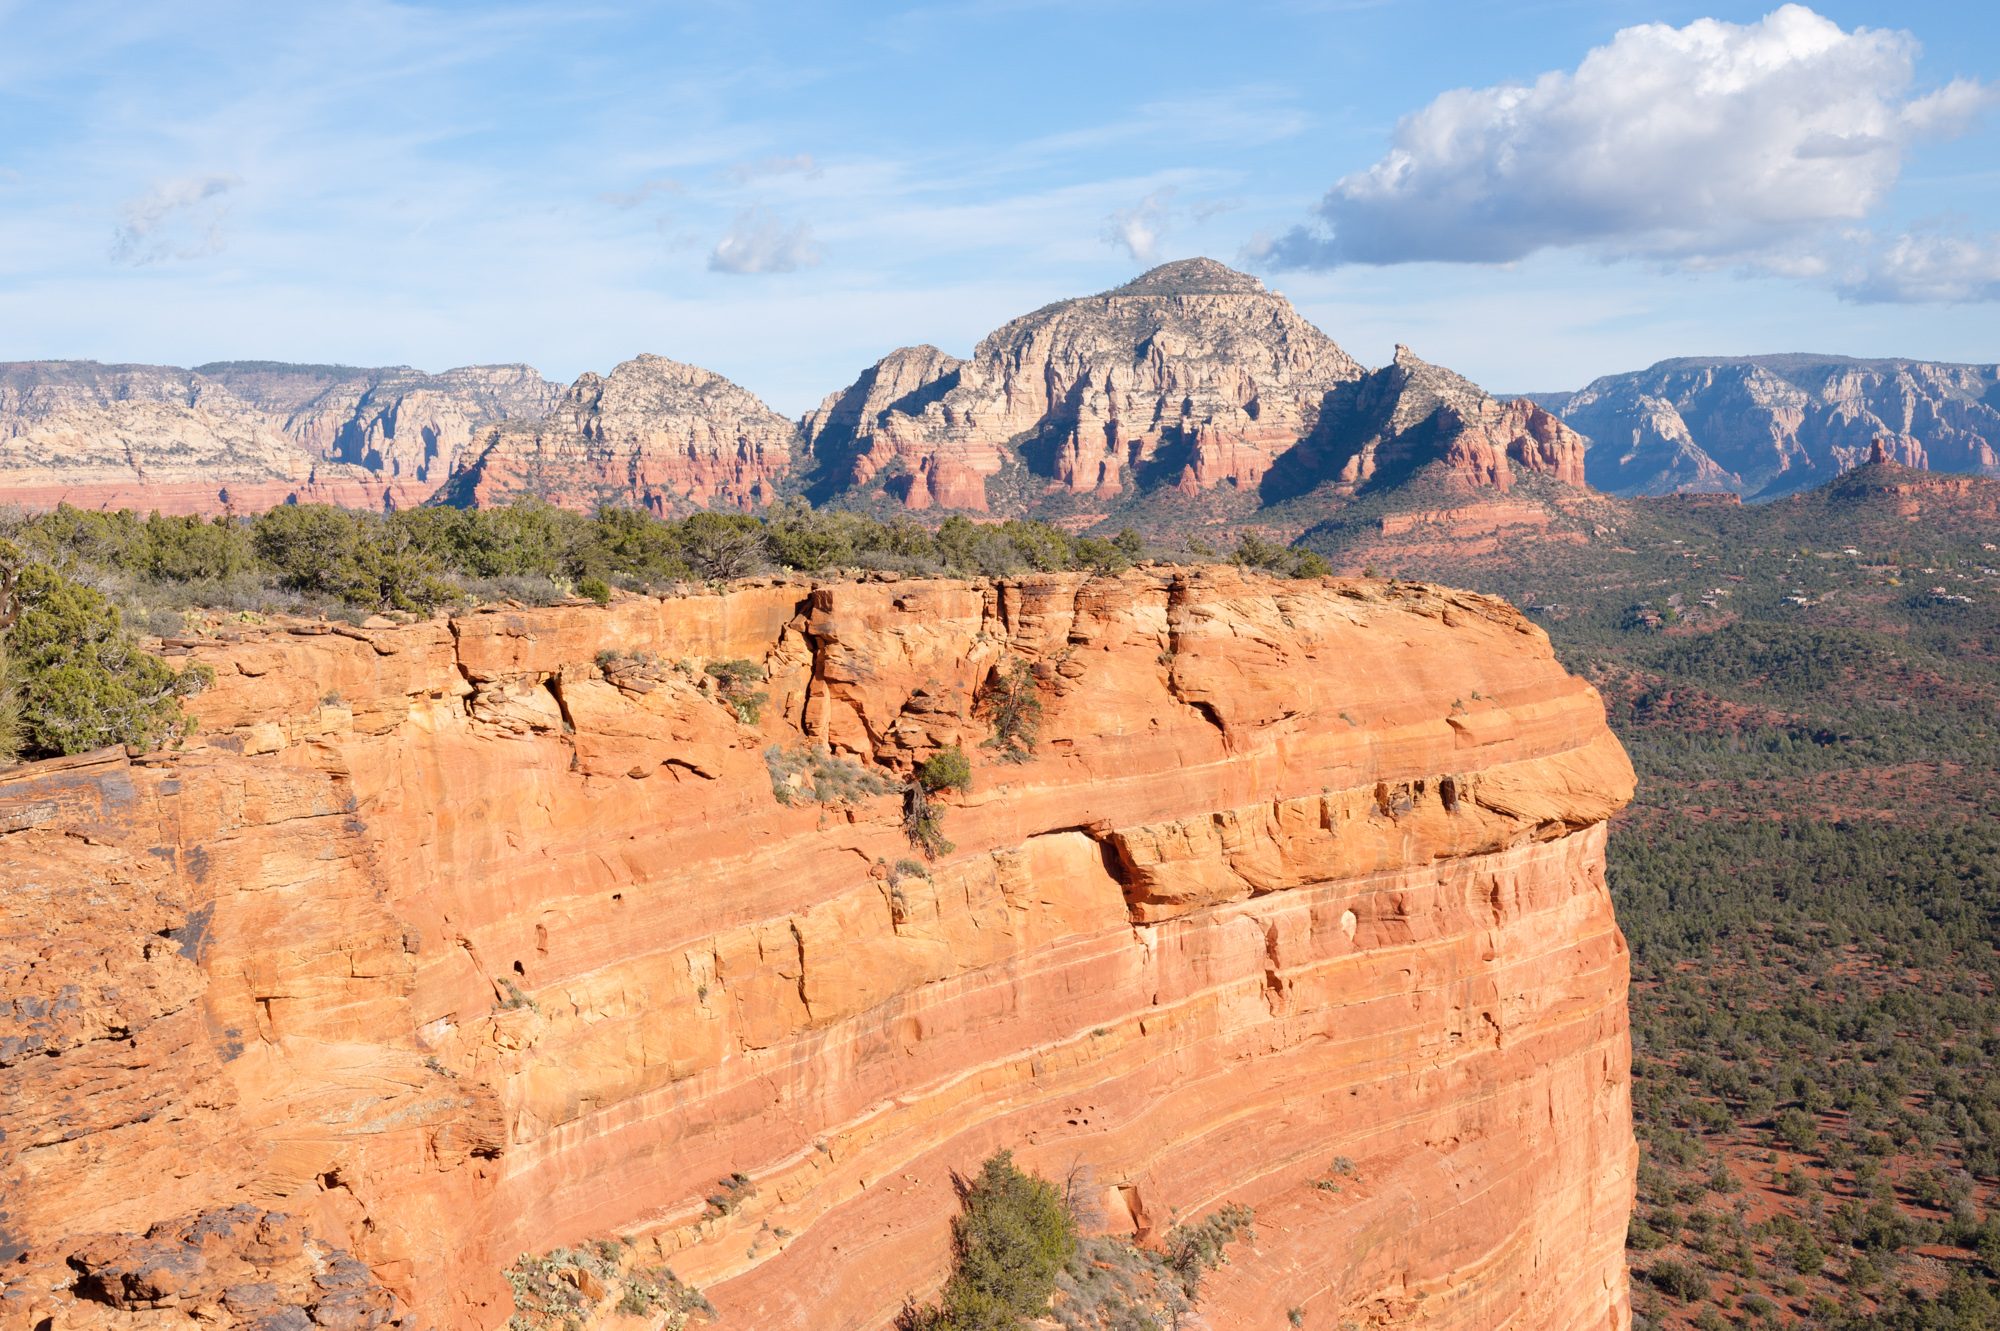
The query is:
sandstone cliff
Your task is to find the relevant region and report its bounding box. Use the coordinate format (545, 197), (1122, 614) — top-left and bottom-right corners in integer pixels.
(1271, 345), (1588, 501)
(441, 355), (798, 513)
(0, 360), (560, 515)
(0, 569), (1636, 1331)
(1547, 354), (2000, 498)
(810, 259), (1365, 511)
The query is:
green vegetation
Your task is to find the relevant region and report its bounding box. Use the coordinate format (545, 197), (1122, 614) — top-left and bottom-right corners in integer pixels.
(704, 658), (768, 725)
(1232, 531), (1332, 580)
(1306, 473), (2000, 1328)
(0, 552), (210, 760)
(899, 1150), (1079, 1331)
(979, 657), (1044, 764)
(916, 743), (973, 795)
(905, 744), (973, 860)
(503, 1239), (708, 1331)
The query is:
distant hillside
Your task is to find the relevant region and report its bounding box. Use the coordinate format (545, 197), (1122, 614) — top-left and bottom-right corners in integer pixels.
(1545, 353), (2000, 499)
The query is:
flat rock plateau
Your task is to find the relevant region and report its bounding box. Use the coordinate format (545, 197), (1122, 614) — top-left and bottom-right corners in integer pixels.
(1, 567), (1636, 1330)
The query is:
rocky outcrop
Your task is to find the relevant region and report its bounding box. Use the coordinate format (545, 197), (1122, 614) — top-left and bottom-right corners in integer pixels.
(203, 362), (562, 488)
(1290, 346), (1589, 497)
(0, 570), (1636, 1331)
(815, 259), (1364, 510)
(798, 345), (963, 502)
(1550, 355), (2000, 497)
(442, 355), (797, 512)
(0, 360), (559, 514)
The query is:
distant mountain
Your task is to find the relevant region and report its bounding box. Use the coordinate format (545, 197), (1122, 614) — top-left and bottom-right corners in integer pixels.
(442, 355), (797, 513)
(801, 259), (1587, 528)
(0, 259), (1593, 522)
(0, 359), (558, 514)
(1545, 354), (2000, 499)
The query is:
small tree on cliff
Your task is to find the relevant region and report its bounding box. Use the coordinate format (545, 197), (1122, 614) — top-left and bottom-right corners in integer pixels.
(905, 744), (972, 860)
(897, 1150), (1078, 1331)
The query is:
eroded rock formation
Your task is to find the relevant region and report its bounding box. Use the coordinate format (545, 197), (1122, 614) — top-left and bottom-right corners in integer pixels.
(1286, 345), (1589, 499)
(1547, 354), (2000, 497)
(1, 569), (1635, 1330)
(442, 355), (798, 513)
(811, 259), (1365, 510)
(0, 360), (560, 515)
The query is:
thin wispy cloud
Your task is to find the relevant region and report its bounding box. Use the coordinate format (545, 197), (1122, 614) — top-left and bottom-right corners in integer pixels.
(109, 174), (239, 264)
(708, 209), (821, 274)
(1103, 188), (1176, 264)
(600, 177), (684, 210)
(725, 153), (822, 185)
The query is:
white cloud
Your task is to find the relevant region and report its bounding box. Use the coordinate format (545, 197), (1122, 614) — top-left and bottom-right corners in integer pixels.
(1256, 5), (1995, 275)
(109, 174), (240, 264)
(1102, 187), (1176, 263)
(1841, 230), (2000, 303)
(707, 209), (822, 274)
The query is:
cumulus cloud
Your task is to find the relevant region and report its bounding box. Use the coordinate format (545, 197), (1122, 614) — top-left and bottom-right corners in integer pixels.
(1103, 187), (1176, 263)
(1841, 230), (2000, 303)
(110, 174), (240, 264)
(1254, 5), (1995, 277)
(707, 209), (821, 274)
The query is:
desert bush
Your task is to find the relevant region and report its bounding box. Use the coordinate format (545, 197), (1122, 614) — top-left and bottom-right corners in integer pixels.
(916, 743), (972, 793)
(2, 560), (210, 758)
(705, 658), (768, 725)
(1163, 1203), (1255, 1297)
(899, 1150), (1079, 1331)
(979, 658), (1043, 763)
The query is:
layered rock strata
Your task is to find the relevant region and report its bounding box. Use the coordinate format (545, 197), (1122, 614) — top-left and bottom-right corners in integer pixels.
(0, 569), (1635, 1331)
(1547, 354), (2000, 497)
(0, 360), (559, 515)
(442, 355), (797, 512)
(812, 259), (1365, 509)
(1298, 345), (1589, 496)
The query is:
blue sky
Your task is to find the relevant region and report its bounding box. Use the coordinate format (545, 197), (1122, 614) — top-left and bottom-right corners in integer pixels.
(0, 0), (1994, 410)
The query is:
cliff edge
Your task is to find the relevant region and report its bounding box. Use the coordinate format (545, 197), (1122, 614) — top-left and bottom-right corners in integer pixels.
(0, 568), (1636, 1330)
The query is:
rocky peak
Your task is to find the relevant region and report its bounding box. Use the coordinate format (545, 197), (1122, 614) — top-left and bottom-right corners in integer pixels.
(441, 355), (798, 512)
(1109, 257), (1268, 296)
(815, 257), (1363, 510)
(1298, 345), (1590, 496)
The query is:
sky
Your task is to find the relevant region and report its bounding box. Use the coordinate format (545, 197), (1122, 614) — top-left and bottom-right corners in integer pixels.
(0, 0), (1995, 411)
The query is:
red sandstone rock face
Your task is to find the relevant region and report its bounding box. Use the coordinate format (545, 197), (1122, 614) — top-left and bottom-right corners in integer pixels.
(0, 570), (1634, 1331)
(1314, 346), (1589, 495)
(443, 355), (797, 512)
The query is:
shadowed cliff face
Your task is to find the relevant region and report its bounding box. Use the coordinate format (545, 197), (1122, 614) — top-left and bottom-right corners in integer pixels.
(1552, 355), (2000, 498)
(0, 569), (1636, 1331)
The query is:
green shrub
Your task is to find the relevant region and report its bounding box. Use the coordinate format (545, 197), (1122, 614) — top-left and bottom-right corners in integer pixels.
(577, 575), (612, 605)
(706, 658), (768, 725)
(2, 561), (210, 758)
(979, 660), (1043, 764)
(899, 1150), (1079, 1331)
(0, 646), (20, 765)
(1164, 1203), (1254, 1297)
(916, 744), (972, 794)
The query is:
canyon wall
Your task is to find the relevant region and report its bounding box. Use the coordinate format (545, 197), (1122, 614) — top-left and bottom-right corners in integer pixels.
(1547, 354), (2000, 498)
(0, 568), (1636, 1331)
